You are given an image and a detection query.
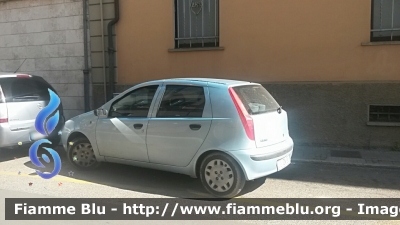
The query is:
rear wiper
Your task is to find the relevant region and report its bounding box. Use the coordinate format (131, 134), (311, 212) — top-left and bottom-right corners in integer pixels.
(277, 106), (282, 114)
(13, 96), (40, 100)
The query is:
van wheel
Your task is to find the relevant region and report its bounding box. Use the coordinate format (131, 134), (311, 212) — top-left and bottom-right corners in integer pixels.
(200, 152), (246, 198)
(67, 137), (101, 170)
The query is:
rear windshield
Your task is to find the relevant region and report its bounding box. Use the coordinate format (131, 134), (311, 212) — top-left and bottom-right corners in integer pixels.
(0, 77), (53, 103)
(233, 85), (280, 115)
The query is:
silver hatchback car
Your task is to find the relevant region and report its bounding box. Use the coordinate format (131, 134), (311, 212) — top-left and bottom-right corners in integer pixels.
(61, 78), (293, 198)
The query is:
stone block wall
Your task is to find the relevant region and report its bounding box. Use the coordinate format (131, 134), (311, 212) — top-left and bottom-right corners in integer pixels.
(0, 0), (86, 119)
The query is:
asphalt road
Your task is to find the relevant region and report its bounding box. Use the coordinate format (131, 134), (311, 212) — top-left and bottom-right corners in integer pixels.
(1, 146), (400, 225)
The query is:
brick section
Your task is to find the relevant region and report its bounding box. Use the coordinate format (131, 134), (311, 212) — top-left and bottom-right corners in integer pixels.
(0, 0), (86, 119)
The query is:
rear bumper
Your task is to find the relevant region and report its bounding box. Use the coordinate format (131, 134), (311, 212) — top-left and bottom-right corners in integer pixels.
(0, 122), (63, 148)
(0, 123), (32, 148)
(61, 126), (70, 151)
(227, 137), (294, 180)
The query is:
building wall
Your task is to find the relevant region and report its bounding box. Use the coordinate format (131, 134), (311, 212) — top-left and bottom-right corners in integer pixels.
(266, 82), (400, 149)
(89, 0), (400, 149)
(0, 0), (86, 119)
(88, 0), (116, 108)
(115, 0), (400, 84)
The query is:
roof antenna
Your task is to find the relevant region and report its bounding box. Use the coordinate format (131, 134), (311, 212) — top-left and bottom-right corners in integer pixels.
(14, 59), (26, 73)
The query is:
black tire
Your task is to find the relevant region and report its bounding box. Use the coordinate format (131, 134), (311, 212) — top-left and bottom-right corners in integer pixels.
(67, 137), (101, 170)
(200, 152), (246, 198)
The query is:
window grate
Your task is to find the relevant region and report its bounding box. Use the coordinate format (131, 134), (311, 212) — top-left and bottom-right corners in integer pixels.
(369, 105), (400, 123)
(174, 0), (219, 49)
(371, 0), (400, 42)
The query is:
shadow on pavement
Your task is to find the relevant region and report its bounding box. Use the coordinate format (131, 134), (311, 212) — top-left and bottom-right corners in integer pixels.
(268, 161), (400, 191)
(3, 145), (400, 199)
(1, 146), (265, 198)
(0, 145), (32, 161)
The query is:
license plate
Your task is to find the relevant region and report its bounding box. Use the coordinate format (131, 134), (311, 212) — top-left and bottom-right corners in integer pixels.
(276, 155), (291, 171)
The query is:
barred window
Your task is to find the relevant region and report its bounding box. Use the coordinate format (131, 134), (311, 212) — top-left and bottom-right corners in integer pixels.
(369, 105), (400, 123)
(371, 0), (400, 42)
(174, 0), (219, 48)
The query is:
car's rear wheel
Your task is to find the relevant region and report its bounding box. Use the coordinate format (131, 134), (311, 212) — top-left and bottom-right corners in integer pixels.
(67, 137), (101, 170)
(200, 152), (246, 198)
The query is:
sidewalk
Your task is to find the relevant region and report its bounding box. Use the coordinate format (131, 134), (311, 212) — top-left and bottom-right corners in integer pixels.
(291, 145), (400, 169)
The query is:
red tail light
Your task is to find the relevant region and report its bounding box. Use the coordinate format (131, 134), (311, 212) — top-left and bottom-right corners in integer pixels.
(228, 87), (255, 141)
(0, 118), (8, 123)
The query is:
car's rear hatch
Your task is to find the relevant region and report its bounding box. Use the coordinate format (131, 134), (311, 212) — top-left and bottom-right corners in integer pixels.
(230, 84), (288, 148)
(0, 75), (60, 132)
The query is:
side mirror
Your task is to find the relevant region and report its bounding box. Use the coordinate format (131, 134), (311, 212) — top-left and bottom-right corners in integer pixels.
(94, 109), (108, 117)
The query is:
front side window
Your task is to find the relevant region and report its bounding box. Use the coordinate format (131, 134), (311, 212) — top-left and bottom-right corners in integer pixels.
(174, 0), (219, 48)
(109, 85), (158, 118)
(371, 0), (400, 41)
(157, 85), (205, 118)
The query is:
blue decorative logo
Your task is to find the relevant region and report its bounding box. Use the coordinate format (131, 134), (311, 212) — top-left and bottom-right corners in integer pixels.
(29, 89), (62, 179)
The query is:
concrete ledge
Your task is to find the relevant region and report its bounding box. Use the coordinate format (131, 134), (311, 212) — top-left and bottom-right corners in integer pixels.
(361, 41), (400, 46)
(168, 47), (225, 52)
(292, 158), (400, 169)
(367, 121), (400, 127)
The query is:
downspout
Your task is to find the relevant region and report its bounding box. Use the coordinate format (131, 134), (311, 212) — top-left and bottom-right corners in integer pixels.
(100, 0), (107, 103)
(107, 0), (120, 100)
(83, 0), (90, 111)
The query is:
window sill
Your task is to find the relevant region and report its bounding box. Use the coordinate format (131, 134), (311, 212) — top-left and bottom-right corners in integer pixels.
(168, 47), (225, 52)
(361, 41), (400, 46)
(367, 122), (400, 127)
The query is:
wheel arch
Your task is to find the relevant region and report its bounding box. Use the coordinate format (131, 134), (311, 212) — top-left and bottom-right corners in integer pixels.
(195, 150), (248, 180)
(67, 132), (90, 146)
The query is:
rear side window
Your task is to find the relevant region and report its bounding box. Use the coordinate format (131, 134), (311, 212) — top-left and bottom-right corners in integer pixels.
(157, 85), (205, 118)
(0, 77), (52, 102)
(233, 85), (279, 115)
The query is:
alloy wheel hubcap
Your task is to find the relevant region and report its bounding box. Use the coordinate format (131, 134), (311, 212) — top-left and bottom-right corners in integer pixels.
(204, 159), (234, 192)
(71, 143), (96, 167)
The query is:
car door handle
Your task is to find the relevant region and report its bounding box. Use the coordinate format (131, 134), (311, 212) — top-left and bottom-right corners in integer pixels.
(133, 124), (143, 129)
(189, 124), (201, 130)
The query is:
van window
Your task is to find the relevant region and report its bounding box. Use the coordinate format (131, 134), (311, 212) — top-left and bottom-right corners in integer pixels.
(233, 85), (279, 115)
(0, 77), (52, 102)
(10, 78), (50, 102)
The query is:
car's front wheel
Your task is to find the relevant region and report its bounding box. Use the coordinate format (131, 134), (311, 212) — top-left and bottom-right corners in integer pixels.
(200, 152), (246, 198)
(67, 137), (101, 170)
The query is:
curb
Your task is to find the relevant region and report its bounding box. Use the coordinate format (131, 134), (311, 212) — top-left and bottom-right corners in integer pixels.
(291, 158), (400, 169)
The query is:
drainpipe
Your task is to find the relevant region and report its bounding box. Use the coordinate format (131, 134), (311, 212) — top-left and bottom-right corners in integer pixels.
(107, 0), (120, 101)
(83, 0), (90, 111)
(100, 0), (107, 103)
